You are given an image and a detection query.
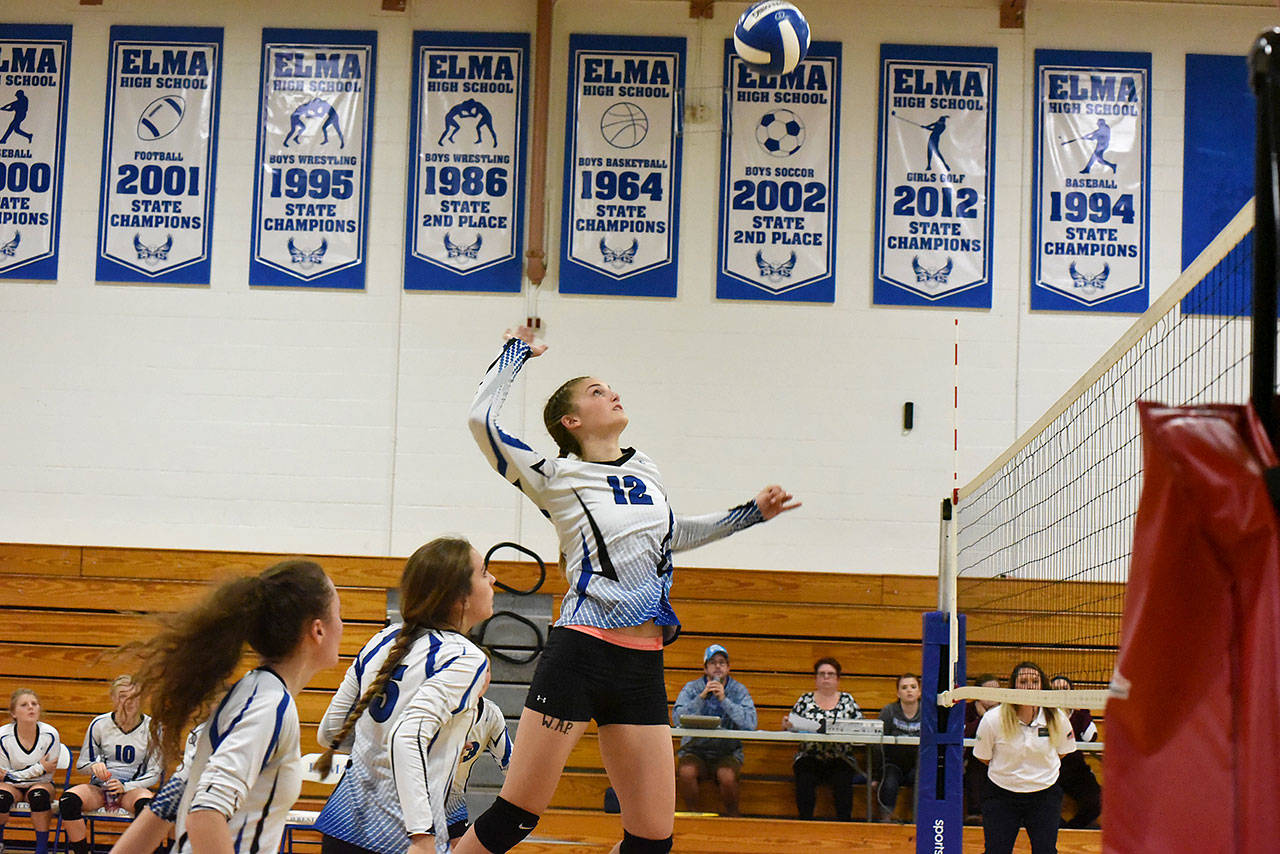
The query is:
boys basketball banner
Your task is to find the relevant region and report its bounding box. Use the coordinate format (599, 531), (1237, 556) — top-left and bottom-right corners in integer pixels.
(874, 44), (997, 308)
(1032, 49), (1150, 312)
(97, 26), (223, 284)
(717, 40), (841, 303)
(561, 34), (684, 297)
(405, 31), (529, 293)
(250, 29), (376, 290)
(0, 23), (71, 281)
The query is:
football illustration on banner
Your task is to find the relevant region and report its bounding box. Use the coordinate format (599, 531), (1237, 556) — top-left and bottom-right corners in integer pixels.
(733, 1), (810, 76)
(136, 95), (186, 141)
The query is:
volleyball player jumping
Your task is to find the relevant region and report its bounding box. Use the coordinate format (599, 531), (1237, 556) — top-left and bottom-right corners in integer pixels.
(454, 328), (798, 854)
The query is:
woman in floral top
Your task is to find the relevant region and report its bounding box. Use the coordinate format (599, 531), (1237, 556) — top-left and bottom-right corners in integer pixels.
(781, 657), (862, 820)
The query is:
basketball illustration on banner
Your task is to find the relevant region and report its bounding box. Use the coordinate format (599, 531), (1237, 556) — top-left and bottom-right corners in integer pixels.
(756, 108), (805, 156)
(734, 1), (810, 75)
(600, 101), (649, 148)
(136, 95), (186, 140)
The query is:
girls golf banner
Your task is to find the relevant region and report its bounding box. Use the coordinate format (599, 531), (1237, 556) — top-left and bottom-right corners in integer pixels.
(250, 28), (376, 289)
(405, 31), (529, 292)
(0, 23), (71, 281)
(1032, 49), (1150, 312)
(874, 43), (996, 308)
(97, 26), (223, 284)
(561, 34), (684, 297)
(717, 40), (841, 303)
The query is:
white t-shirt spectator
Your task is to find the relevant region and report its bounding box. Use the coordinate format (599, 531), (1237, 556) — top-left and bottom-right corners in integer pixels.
(973, 706), (1075, 793)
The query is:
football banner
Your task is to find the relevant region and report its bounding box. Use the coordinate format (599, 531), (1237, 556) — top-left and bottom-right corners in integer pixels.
(405, 31), (529, 292)
(0, 23), (72, 281)
(1032, 49), (1150, 312)
(717, 40), (841, 303)
(560, 34), (684, 297)
(97, 26), (223, 284)
(874, 43), (996, 308)
(250, 28), (376, 289)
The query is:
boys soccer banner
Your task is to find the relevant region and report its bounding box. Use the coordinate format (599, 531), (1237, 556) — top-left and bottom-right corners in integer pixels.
(717, 41), (841, 303)
(874, 44), (997, 308)
(250, 29), (376, 290)
(1032, 49), (1150, 312)
(97, 26), (223, 284)
(0, 23), (71, 281)
(405, 31), (529, 293)
(561, 34), (684, 297)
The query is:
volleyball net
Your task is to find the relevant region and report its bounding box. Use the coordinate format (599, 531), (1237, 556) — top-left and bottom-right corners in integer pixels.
(939, 199), (1256, 711)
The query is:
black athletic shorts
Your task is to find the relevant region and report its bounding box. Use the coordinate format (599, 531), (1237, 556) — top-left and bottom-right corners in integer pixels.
(525, 626), (669, 726)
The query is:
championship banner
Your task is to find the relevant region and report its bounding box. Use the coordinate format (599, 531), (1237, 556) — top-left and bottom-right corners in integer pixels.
(250, 29), (376, 289)
(717, 40), (841, 303)
(874, 44), (996, 308)
(0, 23), (71, 281)
(96, 26), (223, 284)
(405, 31), (529, 293)
(1032, 49), (1150, 313)
(560, 34), (684, 297)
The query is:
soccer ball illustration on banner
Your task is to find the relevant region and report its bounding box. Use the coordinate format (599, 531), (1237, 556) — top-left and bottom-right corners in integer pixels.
(733, 1), (810, 76)
(600, 102), (649, 149)
(137, 96), (186, 140)
(756, 108), (805, 157)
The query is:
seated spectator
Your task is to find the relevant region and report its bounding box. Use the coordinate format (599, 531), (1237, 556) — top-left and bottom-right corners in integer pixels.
(673, 644), (757, 816)
(782, 657), (862, 821)
(61, 675), (161, 854)
(1050, 675), (1101, 829)
(876, 674), (921, 822)
(0, 689), (61, 854)
(964, 673), (1001, 823)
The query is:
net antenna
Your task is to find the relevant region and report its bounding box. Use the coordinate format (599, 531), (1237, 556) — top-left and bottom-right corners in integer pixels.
(1252, 27), (1280, 449)
(939, 207), (1257, 713)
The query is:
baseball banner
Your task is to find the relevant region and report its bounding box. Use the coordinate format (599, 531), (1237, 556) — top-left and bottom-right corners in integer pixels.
(874, 43), (996, 308)
(250, 28), (376, 289)
(1032, 49), (1150, 312)
(405, 31), (529, 292)
(717, 40), (841, 303)
(561, 34), (684, 297)
(97, 26), (223, 284)
(0, 23), (71, 281)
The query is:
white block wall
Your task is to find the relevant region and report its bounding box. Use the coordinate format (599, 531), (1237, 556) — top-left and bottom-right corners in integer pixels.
(0, 0), (1273, 573)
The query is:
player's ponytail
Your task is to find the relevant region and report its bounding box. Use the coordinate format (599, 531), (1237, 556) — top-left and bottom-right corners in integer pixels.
(315, 537), (475, 776)
(543, 377), (589, 458)
(134, 560), (333, 766)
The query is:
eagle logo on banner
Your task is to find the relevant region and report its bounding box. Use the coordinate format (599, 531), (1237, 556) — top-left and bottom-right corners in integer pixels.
(755, 250), (797, 283)
(1068, 261), (1110, 292)
(600, 238), (639, 268)
(0, 232), (18, 257)
(912, 256), (954, 287)
(133, 234), (173, 265)
(287, 237), (328, 269)
(444, 233), (482, 261)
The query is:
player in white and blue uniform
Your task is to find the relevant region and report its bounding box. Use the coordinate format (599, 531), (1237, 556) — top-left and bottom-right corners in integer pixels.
(0, 689), (61, 854)
(455, 330), (798, 854)
(106, 724), (204, 854)
(313, 537), (495, 854)
(445, 694), (512, 842)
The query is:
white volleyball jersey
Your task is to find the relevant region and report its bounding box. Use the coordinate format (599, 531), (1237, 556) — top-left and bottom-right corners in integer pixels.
(0, 721), (60, 785)
(314, 624), (489, 854)
(444, 696), (512, 825)
(149, 724), (204, 823)
(77, 712), (161, 790)
(173, 669), (302, 854)
(469, 338), (765, 631)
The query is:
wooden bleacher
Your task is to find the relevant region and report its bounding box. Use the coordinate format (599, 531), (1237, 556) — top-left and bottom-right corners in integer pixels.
(0, 542), (1104, 852)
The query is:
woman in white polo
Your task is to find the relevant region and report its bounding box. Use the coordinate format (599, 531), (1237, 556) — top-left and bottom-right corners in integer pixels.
(973, 661), (1075, 854)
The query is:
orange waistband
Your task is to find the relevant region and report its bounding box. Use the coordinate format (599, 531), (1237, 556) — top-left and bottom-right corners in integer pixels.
(564, 624), (664, 651)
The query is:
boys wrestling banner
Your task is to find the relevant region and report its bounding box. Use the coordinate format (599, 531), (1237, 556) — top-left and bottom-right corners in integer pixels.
(0, 23), (71, 281)
(97, 26), (223, 284)
(1032, 49), (1150, 312)
(405, 31), (529, 293)
(561, 34), (684, 297)
(874, 44), (996, 308)
(717, 40), (841, 303)
(250, 28), (376, 289)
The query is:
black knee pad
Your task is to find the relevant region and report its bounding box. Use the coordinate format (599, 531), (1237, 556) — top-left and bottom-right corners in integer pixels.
(0, 789), (13, 813)
(472, 796), (539, 854)
(132, 798), (152, 817)
(619, 831), (673, 854)
(59, 791), (83, 821)
(27, 788), (51, 813)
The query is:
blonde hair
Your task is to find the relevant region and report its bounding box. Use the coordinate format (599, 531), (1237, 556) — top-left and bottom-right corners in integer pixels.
(109, 675), (136, 700)
(997, 661), (1066, 741)
(8, 688), (38, 714)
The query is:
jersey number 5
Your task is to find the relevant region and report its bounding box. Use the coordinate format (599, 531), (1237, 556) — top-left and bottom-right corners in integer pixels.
(368, 665), (408, 723)
(607, 475), (653, 505)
